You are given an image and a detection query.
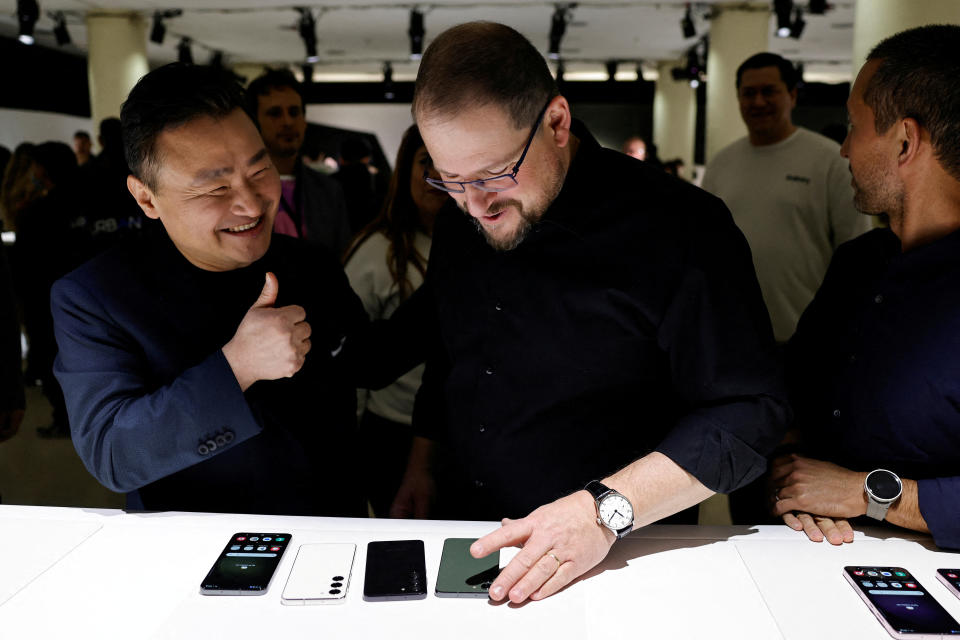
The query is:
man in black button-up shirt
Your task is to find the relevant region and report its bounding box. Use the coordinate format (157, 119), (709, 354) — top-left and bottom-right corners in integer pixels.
(391, 22), (788, 604)
(770, 25), (960, 551)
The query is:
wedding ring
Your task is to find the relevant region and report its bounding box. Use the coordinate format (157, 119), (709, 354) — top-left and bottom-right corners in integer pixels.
(546, 552), (561, 572)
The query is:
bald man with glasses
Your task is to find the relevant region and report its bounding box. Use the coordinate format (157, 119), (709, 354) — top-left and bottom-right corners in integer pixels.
(390, 22), (789, 604)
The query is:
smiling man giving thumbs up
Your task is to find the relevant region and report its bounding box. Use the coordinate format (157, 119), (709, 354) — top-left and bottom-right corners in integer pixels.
(49, 64), (380, 517)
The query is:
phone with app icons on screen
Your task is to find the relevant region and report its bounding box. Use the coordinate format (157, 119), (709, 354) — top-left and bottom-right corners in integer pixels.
(938, 570), (960, 601)
(200, 532), (291, 595)
(843, 566), (960, 638)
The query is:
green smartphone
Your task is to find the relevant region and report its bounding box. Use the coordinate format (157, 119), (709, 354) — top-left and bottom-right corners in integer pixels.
(435, 538), (500, 598)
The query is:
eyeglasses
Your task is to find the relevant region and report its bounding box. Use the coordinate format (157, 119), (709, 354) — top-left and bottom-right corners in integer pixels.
(424, 100), (551, 193)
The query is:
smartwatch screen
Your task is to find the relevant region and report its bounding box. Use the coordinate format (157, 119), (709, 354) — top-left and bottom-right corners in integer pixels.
(867, 470), (901, 501)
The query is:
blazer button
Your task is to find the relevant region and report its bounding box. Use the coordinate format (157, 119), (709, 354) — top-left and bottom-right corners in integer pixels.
(197, 443), (210, 455)
(223, 431), (234, 443)
(205, 439), (218, 452)
(215, 434), (227, 447)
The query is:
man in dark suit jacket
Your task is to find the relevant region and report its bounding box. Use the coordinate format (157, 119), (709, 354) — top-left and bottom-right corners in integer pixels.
(51, 63), (409, 516)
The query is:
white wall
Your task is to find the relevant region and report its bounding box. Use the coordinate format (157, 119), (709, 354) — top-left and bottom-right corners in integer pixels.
(0, 108), (95, 153)
(305, 103), (414, 168)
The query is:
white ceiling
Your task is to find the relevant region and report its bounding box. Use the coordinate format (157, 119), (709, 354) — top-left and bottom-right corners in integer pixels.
(0, 1), (858, 83)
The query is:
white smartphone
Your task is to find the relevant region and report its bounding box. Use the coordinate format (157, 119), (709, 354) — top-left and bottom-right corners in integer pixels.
(938, 569), (960, 600)
(281, 543), (357, 605)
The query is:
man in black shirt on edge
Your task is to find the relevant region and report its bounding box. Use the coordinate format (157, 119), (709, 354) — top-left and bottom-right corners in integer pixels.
(390, 22), (789, 604)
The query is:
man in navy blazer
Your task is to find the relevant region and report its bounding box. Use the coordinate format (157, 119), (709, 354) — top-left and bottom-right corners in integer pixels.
(51, 64), (405, 516)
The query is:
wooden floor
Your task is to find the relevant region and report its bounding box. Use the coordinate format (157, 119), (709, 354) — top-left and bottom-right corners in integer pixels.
(0, 385), (124, 509)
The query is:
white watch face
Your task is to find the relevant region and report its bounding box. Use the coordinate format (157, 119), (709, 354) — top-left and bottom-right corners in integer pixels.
(598, 493), (633, 531)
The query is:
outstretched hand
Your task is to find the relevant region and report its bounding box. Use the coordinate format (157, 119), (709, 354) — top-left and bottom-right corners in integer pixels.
(472, 490), (614, 604)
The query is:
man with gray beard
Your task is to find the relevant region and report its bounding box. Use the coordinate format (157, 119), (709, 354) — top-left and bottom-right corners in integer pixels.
(390, 21), (789, 604)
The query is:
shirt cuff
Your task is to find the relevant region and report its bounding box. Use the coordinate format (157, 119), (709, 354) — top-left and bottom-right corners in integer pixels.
(918, 477), (960, 550)
(656, 417), (769, 494)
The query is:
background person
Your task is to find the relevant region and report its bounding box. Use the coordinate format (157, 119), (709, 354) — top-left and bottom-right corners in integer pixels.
(334, 135), (382, 236)
(246, 68), (351, 255)
(702, 52), (870, 345)
(11, 142), (83, 438)
(0, 239), (24, 444)
(72, 130), (93, 167)
(343, 124), (448, 517)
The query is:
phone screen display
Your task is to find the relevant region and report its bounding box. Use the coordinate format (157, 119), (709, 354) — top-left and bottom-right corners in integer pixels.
(200, 532), (291, 595)
(436, 538), (500, 598)
(363, 540), (427, 601)
(938, 570), (960, 598)
(844, 566), (960, 636)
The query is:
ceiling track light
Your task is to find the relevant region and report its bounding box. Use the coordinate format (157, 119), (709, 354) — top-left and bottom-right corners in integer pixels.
(383, 61), (395, 101)
(555, 59), (565, 83)
(51, 11), (71, 46)
(17, 0), (39, 45)
(302, 63), (314, 85)
(297, 7), (319, 63)
(150, 9), (182, 45)
(549, 4), (574, 61)
(177, 37), (193, 65)
(790, 7), (806, 39)
(681, 3), (696, 39)
(408, 8), (425, 61)
(808, 0), (827, 14)
(671, 43), (705, 88)
(605, 60), (618, 82)
(774, 0), (793, 38)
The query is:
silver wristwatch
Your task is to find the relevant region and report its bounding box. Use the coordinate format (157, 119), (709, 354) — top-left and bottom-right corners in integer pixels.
(864, 469), (902, 520)
(584, 480), (634, 539)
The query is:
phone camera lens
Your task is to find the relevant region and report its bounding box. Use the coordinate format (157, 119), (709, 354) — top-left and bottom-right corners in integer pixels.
(332, 576), (344, 581)
(331, 582), (343, 588)
(481, 582), (492, 589)
(329, 589), (341, 595)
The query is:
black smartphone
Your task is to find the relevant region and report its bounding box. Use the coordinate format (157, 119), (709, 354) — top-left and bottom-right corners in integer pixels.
(200, 532), (292, 595)
(435, 538), (500, 598)
(363, 540), (427, 601)
(843, 566), (960, 638)
(938, 569), (960, 601)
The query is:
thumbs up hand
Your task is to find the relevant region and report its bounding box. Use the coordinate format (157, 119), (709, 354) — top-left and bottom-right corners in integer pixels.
(222, 272), (312, 391)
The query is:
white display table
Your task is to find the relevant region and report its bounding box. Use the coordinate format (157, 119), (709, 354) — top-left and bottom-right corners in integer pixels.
(0, 504), (957, 639)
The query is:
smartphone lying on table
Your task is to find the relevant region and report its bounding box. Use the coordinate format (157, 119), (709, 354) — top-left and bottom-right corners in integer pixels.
(938, 570), (960, 601)
(281, 543), (356, 605)
(200, 532), (291, 595)
(435, 537), (500, 598)
(843, 566), (960, 638)
(363, 540), (427, 601)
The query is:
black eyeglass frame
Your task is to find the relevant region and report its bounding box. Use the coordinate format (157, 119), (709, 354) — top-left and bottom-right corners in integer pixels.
(424, 100), (552, 193)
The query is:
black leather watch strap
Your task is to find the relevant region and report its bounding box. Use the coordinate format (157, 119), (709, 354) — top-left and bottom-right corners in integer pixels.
(584, 480), (611, 501)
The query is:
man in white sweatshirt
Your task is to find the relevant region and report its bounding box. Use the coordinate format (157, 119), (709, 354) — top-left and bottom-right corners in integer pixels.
(702, 52), (870, 345)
